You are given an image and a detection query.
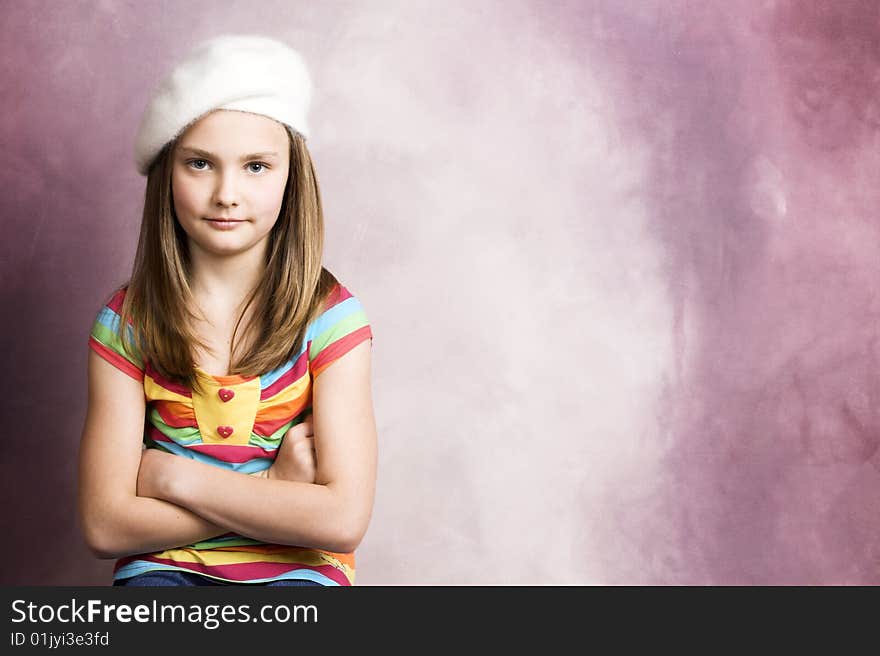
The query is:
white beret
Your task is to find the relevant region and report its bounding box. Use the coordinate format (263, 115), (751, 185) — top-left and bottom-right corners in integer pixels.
(133, 34), (313, 176)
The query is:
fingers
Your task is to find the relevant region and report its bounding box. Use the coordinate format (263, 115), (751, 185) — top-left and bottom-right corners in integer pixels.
(292, 435), (315, 455)
(285, 418), (314, 440)
(282, 431), (314, 454)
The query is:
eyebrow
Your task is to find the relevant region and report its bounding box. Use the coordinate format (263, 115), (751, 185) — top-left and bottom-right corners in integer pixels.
(178, 146), (280, 160)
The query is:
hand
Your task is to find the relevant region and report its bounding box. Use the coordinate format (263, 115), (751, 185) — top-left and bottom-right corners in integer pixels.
(266, 416), (317, 483)
(136, 447), (179, 500)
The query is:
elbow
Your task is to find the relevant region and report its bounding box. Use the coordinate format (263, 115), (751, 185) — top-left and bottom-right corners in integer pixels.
(315, 520), (359, 554)
(79, 507), (126, 560)
(330, 534), (360, 555)
(328, 485), (374, 553)
(81, 524), (121, 560)
(332, 533), (360, 555)
(302, 483), (372, 553)
(332, 509), (371, 554)
(90, 545), (121, 561)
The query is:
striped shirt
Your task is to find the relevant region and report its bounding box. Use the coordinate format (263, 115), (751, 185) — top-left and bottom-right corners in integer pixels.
(87, 282), (373, 585)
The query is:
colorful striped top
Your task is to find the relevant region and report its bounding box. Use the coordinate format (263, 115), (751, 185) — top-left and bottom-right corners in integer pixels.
(87, 282), (373, 586)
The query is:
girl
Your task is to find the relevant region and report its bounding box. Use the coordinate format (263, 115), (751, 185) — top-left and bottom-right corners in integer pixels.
(77, 35), (377, 586)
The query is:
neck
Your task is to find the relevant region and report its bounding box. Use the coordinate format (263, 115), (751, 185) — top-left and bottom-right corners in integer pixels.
(188, 240), (269, 312)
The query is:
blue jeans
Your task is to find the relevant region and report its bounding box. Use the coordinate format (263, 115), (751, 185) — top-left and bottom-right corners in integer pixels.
(113, 570), (323, 586)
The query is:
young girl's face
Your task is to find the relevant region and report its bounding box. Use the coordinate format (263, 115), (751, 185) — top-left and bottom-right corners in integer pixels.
(171, 109), (290, 261)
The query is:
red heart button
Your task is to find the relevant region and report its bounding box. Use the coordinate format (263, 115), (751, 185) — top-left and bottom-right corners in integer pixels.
(218, 388), (235, 402)
(217, 425), (234, 439)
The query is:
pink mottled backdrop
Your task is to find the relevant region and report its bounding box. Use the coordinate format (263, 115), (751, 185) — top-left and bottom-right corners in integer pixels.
(2, 0), (879, 585)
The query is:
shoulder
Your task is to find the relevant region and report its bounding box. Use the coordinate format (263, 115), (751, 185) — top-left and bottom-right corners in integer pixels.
(308, 280), (373, 379)
(90, 285), (136, 332)
(312, 280), (371, 331)
(320, 280), (356, 311)
(104, 285), (129, 313)
(91, 284), (131, 325)
(88, 284), (144, 380)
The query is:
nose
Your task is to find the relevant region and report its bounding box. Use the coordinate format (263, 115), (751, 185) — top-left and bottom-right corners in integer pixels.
(213, 169), (240, 208)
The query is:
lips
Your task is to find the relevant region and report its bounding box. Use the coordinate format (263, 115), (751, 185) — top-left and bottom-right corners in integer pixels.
(206, 217), (243, 222)
(205, 217), (245, 230)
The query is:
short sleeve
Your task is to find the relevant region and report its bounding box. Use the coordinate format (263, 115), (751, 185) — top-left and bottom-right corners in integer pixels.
(87, 288), (146, 382)
(308, 283), (373, 379)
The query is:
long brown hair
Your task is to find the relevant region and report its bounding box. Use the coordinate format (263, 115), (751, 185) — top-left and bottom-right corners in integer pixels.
(114, 123), (338, 395)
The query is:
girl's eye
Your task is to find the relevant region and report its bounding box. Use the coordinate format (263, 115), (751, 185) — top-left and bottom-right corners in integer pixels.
(185, 159), (268, 173)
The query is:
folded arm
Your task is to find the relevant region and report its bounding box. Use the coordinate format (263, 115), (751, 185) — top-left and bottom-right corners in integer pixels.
(139, 340), (377, 553)
(78, 350), (229, 559)
(78, 341), (377, 559)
